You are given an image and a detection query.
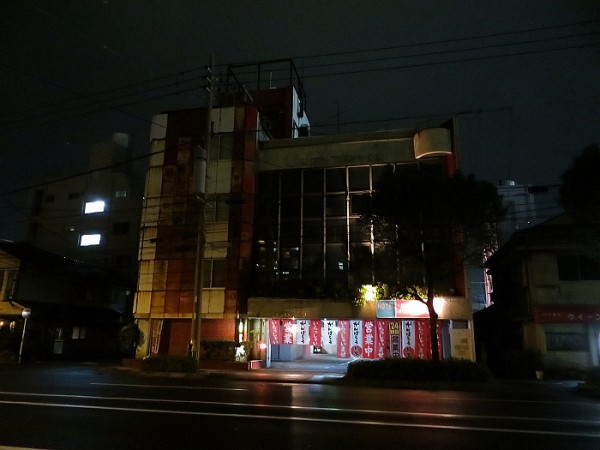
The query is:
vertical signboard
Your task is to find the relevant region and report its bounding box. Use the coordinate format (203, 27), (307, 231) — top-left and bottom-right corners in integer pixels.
(350, 320), (363, 357)
(389, 321), (401, 358)
(362, 320), (376, 359)
(269, 319), (280, 345)
(282, 319), (295, 345)
(310, 320), (322, 346)
(415, 319), (431, 359)
(402, 320), (415, 357)
(324, 320), (337, 346)
(296, 319), (310, 345)
(337, 320), (349, 358)
(376, 320), (388, 359)
(450, 328), (473, 360)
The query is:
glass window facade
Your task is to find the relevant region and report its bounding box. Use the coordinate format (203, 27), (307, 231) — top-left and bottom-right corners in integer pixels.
(253, 161), (446, 296)
(254, 165), (389, 295)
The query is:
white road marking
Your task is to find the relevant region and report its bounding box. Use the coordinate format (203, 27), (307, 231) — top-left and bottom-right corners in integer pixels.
(0, 398), (599, 438)
(90, 382), (246, 391)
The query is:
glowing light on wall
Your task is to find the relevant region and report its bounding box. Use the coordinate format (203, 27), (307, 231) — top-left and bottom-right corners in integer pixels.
(80, 234), (101, 246)
(84, 200), (106, 214)
(362, 284), (377, 302)
(377, 297), (448, 318)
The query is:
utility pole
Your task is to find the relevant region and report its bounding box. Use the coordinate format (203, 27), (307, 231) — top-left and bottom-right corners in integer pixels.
(191, 54), (215, 360)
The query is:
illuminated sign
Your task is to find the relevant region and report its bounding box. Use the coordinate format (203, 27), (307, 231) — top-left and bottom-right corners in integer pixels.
(377, 299), (429, 318)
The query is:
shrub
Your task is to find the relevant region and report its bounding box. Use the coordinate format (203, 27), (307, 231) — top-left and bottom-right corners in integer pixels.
(200, 340), (236, 360)
(502, 349), (543, 378)
(141, 355), (198, 373)
(346, 358), (491, 383)
(0, 350), (17, 363)
(584, 367), (600, 387)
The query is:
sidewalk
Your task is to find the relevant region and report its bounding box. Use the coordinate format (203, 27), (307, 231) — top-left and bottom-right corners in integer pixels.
(194, 354), (351, 384)
(115, 357), (589, 395)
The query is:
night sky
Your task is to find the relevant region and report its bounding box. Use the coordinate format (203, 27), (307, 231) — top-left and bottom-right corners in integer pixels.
(1, 1), (599, 239)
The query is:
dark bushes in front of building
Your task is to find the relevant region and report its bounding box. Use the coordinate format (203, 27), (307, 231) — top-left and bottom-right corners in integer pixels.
(200, 340), (236, 360)
(140, 340), (240, 373)
(345, 358), (491, 383)
(579, 367), (600, 398)
(140, 355), (198, 373)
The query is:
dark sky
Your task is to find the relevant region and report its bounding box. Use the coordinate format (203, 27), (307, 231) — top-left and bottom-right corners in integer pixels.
(1, 1), (599, 239)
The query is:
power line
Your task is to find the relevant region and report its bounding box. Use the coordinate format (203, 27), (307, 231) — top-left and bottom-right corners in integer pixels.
(1, 21), (596, 201)
(298, 41), (599, 81)
(295, 31), (599, 74)
(294, 18), (600, 61)
(2, 20), (597, 132)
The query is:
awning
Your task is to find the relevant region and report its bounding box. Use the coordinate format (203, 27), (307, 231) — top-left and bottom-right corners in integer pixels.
(0, 300), (27, 317)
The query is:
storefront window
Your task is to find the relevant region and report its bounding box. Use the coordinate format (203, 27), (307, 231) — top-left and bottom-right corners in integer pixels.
(546, 332), (589, 351)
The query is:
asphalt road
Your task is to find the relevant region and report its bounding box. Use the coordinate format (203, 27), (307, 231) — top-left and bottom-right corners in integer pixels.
(0, 363), (598, 449)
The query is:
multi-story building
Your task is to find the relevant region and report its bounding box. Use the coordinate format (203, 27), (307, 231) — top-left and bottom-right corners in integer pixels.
(246, 126), (475, 364)
(133, 60), (475, 364)
(134, 60), (309, 357)
(469, 181), (562, 314)
(26, 133), (142, 282)
(477, 214), (600, 375)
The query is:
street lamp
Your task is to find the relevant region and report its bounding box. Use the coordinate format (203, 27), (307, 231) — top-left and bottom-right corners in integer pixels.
(18, 308), (31, 363)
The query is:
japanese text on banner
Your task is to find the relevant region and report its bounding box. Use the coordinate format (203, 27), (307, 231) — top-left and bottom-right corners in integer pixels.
(269, 319), (280, 345)
(282, 319), (295, 345)
(296, 320), (310, 345)
(362, 320), (375, 359)
(337, 320), (349, 358)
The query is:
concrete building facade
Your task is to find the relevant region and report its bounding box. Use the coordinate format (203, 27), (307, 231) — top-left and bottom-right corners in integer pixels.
(133, 60), (475, 364)
(478, 214), (600, 375)
(26, 133), (142, 282)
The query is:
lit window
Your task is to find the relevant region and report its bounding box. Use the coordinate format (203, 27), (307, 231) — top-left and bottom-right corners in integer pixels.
(80, 234), (101, 246)
(115, 190), (127, 199)
(84, 200), (106, 214)
(72, 326), (86, 340)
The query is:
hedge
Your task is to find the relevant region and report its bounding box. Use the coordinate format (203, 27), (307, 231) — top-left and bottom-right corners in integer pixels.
(345, 358), (491, 382)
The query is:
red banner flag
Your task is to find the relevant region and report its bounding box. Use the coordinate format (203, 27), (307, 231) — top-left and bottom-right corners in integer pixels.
(362, 320), (376, 359)
(415, 319), (431, 359)
(337, 320), (349, 358)
(310, 320), (322, 347)
(281, 319), (295, 345)
(269, 319), (280, 345)
(376, 320), (388, 359)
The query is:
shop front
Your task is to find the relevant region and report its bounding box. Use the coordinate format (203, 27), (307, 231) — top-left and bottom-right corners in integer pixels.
(532, 305), (600, 369)
(246, 297), (475, 369)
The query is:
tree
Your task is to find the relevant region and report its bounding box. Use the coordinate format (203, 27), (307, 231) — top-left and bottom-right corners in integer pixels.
(365, 164), (505, 361)
(559, 144), (600, 258)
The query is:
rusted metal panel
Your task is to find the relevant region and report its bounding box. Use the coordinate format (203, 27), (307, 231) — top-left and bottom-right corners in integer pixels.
(164, 291), (180, 314)
(150, 291), (165, 315)
(152, 260), (167, 290)
(137, 260), (154, 291)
